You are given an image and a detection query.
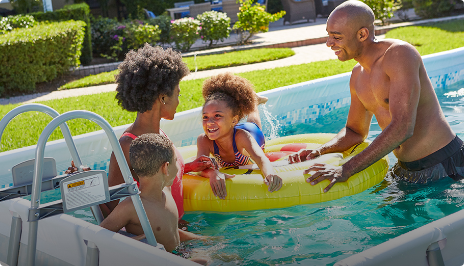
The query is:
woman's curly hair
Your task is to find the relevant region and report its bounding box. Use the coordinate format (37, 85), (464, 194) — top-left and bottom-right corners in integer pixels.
(202, 72), (258, 121)
(115, 44), (190, 113)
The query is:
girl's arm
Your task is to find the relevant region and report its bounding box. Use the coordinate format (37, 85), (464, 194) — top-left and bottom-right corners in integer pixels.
(196, 134), (234, 199)
(236, 130), (283, 192)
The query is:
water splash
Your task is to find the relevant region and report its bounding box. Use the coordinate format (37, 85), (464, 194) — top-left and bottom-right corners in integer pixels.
(260, 104), (281, 140)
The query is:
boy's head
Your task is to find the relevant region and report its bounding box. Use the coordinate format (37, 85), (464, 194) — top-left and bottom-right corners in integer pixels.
(129, 133), (177, 185)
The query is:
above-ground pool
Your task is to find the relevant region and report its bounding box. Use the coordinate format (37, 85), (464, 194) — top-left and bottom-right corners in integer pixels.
(1, 48), (463, 266)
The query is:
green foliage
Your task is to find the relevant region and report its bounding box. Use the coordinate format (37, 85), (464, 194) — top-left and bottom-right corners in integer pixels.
(90, 16), (120, 57)
(197, 11), (231, 47)
(9, 0), (41, 14)
(170, 17), (200, 52)
(30, 3), (92, 65)
(147, 13), (172, 44)
(0, 14), (36, 34)
(126, 23), (161, 49)
(361, 0), (397, 25)
(412, 0), (455, 18)
(0, 20), (85, 96)
(234, 0), (285, 44)
(93, 20), (161, 60)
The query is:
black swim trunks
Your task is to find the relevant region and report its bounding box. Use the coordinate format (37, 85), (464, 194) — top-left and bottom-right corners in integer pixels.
(390, 135), (464, 184)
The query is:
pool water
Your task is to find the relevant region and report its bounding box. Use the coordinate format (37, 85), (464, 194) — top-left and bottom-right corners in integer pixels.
(174, 80), (464, 265)
(26, 62), (464, 265)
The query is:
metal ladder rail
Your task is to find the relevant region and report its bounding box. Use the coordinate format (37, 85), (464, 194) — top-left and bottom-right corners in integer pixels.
(26, 110), (158, 266)
(0, 103), (105, 225)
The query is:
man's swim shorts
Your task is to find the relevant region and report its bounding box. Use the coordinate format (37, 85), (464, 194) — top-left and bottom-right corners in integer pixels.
(390, 135), (464, 184)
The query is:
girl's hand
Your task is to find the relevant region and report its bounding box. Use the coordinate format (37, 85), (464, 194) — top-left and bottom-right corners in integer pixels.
(187, 155), (217, 172)
(264, 174), (283, 192)
(209, 171), (234, 199)
(288, 149), (321, 164)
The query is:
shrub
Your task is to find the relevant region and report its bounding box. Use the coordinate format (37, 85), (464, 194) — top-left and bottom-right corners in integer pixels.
(125, 23), (161, 49)
(0, 14), (36, 34)
(31, 3), (92, 65)
(94, 19), (161, 60)
(234, 0), (285, 44)
(0, 20), (85, 96)
(90, 16), (120, 57)
(412, 0), (455, 18)
(197, 11), (231, 47)
(9, 0), (41, 14)
(148, 12), (172, 45)
(362, 0), (398, 25)
(170, 17), (200, 52)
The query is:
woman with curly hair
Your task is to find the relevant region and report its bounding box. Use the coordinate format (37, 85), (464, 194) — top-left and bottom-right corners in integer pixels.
(196, 72), (283, 199)
(103, 44), (215, 219)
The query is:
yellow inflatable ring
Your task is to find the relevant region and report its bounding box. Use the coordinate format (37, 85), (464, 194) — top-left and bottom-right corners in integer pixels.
(179, 133), (389, 212)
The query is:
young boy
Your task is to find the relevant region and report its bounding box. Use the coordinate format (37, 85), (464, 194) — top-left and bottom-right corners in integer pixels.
(100, 133), (204, 252)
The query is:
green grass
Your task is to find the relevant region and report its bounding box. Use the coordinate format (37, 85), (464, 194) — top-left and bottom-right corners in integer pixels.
(0, 59), (355, 152)
(1, 19), (464, 152)
(385, 19), (464, 55)
(59, 48), (295, 90)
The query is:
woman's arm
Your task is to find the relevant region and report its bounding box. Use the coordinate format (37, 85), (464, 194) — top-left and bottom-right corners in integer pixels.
(101, 137), (137, 217)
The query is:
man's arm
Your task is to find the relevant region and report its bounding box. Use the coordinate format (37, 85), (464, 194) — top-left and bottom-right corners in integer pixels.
(308, 44), (421, 191)
(289, 65), (373, 163)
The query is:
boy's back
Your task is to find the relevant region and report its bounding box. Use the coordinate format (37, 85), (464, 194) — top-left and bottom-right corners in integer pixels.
(100, 186), (180, 251)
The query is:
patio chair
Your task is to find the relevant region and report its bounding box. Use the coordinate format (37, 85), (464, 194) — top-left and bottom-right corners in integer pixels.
(280, 0), (316, 25)
(222, 0), (241, 25)
(189, 2), (212, 18)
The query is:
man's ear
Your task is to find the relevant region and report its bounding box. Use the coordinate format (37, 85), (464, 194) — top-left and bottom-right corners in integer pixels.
(161, 161), (169, 176)
(357, 27), (369, 42)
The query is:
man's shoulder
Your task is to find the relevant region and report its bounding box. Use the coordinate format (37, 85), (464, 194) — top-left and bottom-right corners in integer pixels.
(382, 39), (420, 61)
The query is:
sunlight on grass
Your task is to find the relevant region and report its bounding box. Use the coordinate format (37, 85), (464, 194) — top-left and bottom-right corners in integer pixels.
(59, 48), (295, 90)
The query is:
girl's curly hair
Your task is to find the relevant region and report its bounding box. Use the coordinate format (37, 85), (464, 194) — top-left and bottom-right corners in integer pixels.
(115, 44), (189, 113)
(202, 72), (258, 121)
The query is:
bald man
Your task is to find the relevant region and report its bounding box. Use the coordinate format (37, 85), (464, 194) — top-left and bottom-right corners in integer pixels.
(289, 1), (463, 191)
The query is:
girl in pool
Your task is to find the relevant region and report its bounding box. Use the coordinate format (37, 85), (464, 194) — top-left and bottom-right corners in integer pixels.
(103, 44), (215, 220)
(196, 72), (283, 199)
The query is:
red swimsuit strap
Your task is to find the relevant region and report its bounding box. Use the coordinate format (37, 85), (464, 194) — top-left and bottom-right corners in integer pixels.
(121, 132), (137, 140)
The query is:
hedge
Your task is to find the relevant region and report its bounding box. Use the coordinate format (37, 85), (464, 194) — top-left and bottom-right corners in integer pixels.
(0, 20), (85, 96)
(30, 3), (92, 65)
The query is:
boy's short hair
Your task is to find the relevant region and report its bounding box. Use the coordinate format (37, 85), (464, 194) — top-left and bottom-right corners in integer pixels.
(129, 133), (174, 177)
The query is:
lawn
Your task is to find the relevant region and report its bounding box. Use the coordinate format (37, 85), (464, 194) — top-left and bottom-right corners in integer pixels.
(1, 19), (464, 152)
(59, 48), (295, 90)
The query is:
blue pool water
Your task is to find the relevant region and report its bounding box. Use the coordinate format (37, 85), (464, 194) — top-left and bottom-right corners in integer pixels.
(174, 81), (464, 265)
(6, 50), (464, 265)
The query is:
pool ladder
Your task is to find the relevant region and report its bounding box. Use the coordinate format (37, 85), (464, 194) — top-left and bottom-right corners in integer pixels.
(0, 104), (159, 266)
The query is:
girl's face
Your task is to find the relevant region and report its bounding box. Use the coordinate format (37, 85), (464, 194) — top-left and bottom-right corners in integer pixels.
(202, 100), (238, 141)
(161, 84), (181, 120)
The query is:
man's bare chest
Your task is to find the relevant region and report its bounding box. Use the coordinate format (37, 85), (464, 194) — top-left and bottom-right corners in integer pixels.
(355, 68), (390, 112)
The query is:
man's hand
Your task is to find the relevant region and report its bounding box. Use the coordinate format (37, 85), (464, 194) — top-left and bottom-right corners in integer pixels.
(186, 155), (217, 172)
(264, 174), (283, 192)
(288, 149), (321, 164)
(209, 171), (234, 199)
(304, 163), (349, 193)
